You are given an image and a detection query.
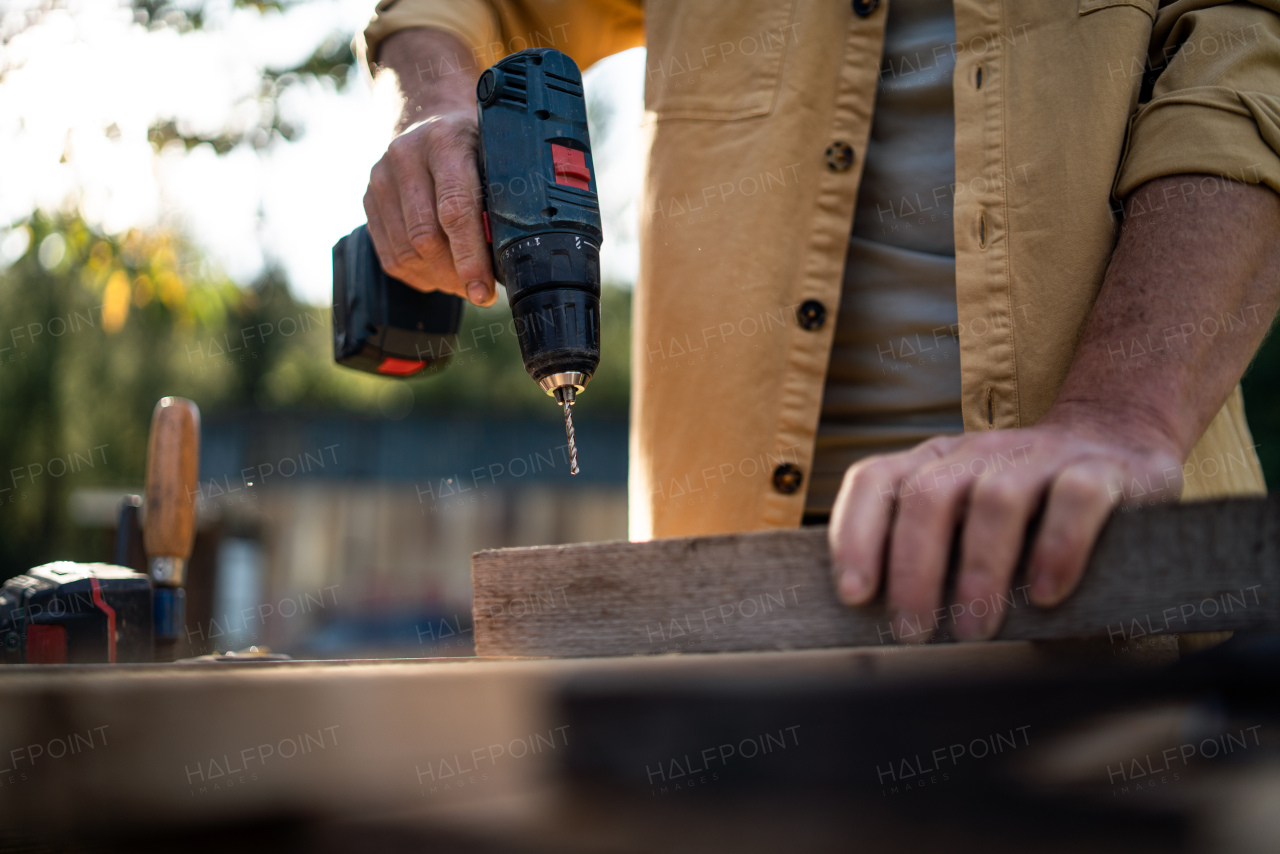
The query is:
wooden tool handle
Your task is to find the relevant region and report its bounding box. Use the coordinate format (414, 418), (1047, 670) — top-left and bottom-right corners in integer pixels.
(143, 397), (200, 564)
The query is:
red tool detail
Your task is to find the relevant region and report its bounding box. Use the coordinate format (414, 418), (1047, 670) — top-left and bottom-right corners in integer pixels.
(482, 210), (492, 243)
(551, 144), (591, 190)
(377, 357), (427, 376)
(90, 576), (117, 664)
(26, 624), (67, 664)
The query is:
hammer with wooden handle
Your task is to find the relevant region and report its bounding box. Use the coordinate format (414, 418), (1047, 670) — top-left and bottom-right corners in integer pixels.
(143, 397), (200, 662)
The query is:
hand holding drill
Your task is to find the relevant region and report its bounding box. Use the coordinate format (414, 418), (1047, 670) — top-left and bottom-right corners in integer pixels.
(334, 31), (603, 473)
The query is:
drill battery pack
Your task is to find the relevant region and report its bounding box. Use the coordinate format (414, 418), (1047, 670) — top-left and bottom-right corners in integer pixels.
(331, 224), (465, 378)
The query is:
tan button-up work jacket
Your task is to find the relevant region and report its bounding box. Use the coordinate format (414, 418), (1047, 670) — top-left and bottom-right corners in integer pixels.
(366, 0), (1279, 539)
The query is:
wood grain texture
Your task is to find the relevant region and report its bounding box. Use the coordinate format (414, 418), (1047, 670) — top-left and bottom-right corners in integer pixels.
(143, 396), (201, 560)
(472, 495), (1280, 657)
(0, 646), (1263, 849)
(0, 645), (1044, 834)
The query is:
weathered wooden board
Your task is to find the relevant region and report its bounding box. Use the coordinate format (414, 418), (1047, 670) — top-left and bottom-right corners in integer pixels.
(0, 642), (1269, 852)
(0, 644), (1045, 838)
(472, 496), (1280, 657)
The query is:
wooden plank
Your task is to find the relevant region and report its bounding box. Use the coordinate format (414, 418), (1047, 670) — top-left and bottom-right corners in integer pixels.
(0, 642), (1270, 852)
(0, 645), (1051, 838)
(471, 495), (1280, 657)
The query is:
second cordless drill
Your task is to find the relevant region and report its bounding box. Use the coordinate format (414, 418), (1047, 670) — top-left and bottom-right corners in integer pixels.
(332, 48), (603, 472)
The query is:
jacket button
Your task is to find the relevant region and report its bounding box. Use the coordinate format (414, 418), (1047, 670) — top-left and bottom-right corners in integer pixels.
(797, 300), (826, 330)
(852, 0), (879, 16)
(772, 463), (804, 495)
(825, 141), (854, 172)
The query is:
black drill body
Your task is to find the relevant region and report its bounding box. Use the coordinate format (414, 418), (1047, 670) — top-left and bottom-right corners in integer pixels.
(476, 49), (602, 391)
(331, 48), (603, 446)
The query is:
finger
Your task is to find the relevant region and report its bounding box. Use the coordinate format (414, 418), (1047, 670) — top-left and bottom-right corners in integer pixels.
(885, 457), (974, 643)
(424, 125), (494, 306)
(953, 471), (1047, 641)
(829, 445), (941, 607)
(367, 159), (440, 292)
(384, 136), (464, 297)
(364, 174), (402, 277)
(1027, 460), (1119, 608)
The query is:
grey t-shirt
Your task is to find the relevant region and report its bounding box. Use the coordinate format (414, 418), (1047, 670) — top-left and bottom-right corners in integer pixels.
(808, 0), (964, 514)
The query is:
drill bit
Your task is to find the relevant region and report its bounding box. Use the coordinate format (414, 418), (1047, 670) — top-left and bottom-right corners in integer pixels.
(556, 387), (580, 475)
(563, 400), (579, 475)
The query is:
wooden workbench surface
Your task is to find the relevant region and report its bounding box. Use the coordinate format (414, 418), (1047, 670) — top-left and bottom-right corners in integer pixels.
(2, 636), (1246, 853)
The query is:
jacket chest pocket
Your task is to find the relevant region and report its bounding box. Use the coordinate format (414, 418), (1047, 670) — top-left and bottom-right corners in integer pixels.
(1078, 0), (1157, 19)
(644, 0), (799, 121)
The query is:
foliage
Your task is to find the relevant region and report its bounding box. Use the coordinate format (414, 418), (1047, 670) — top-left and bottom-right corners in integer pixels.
(0, 213), (237, 572)
(141, 2), (357, 153)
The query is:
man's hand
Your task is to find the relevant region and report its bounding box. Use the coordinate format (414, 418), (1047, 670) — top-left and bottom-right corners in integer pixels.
(364, 28), (497, 306)
(828, 420), (1182, 643)
(830, 174), (1280, 642)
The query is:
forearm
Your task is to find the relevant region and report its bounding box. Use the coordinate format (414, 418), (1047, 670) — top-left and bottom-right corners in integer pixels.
(1044, 175), (1280, 461)
(377, 28), (481, 133)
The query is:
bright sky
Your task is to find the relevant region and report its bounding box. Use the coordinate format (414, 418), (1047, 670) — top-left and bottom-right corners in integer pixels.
(0, 0), (645, 304)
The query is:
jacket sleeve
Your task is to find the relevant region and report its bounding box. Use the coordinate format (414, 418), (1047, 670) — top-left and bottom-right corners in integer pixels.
(1115, 0), (1280, 198)
(362, 0), (644, 73)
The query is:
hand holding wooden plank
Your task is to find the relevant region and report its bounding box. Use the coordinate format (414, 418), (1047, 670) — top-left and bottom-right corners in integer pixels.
(472, 496), (1279, 657)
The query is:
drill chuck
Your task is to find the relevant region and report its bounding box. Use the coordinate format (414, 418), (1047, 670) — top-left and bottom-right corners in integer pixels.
(495, 233), (601, 396)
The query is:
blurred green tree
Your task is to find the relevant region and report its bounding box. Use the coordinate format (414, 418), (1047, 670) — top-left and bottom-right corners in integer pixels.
(1, 214), (240, 573)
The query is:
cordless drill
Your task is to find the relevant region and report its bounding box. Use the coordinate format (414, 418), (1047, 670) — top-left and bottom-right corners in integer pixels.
(332, 48), (603, 473)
